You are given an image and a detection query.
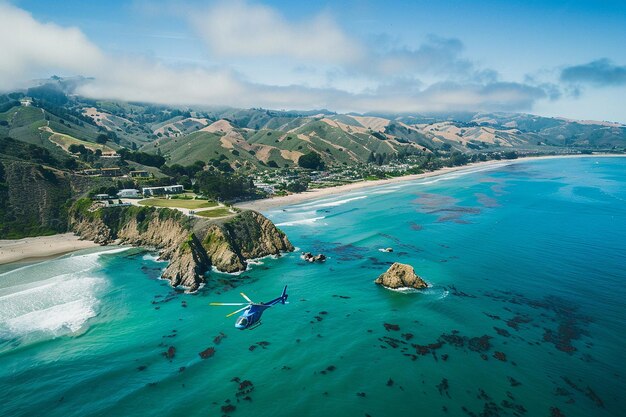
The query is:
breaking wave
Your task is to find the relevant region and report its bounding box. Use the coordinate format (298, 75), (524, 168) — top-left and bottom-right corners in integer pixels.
(292, 195), (367, 210)
(275, 216), (326, 227)
(0, 251), (109, 339)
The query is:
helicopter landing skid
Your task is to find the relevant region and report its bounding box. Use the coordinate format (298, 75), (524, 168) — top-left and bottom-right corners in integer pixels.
(247, 321), (263, 330)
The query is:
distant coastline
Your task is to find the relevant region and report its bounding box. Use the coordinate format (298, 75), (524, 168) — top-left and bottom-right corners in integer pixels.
(1, 154), (624, 267)
(236, 154), (626, 212)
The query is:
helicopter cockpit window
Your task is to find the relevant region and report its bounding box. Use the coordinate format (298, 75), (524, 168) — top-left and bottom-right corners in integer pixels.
(237, 317), (248, 326)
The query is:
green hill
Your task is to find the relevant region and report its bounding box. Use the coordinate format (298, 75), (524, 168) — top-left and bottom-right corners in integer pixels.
(6, 79), (625, 173)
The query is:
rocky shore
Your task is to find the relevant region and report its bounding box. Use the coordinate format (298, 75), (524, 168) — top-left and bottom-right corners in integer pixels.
(375, 262), (428, 290)
(70, 199), (293, 291)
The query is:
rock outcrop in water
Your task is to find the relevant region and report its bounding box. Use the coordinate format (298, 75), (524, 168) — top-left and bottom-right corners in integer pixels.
(375, 262), (428, 289)
(70, 200), (293, 291)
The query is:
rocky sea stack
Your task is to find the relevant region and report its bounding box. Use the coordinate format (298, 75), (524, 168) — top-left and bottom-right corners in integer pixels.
(375, 262), (428, 290)
(69, 199), (293, 291)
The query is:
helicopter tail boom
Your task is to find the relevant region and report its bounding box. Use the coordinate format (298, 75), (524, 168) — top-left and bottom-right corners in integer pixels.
(263, 285), (288, 306)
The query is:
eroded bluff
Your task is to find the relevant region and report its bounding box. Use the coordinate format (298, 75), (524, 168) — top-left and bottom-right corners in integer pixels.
(70, 201), (293, 291)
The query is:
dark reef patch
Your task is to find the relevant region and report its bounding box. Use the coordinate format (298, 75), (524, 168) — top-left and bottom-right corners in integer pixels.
(379, 336), (406, 349)
(412, 193), (481, 223)
(561, 376), (604, 408)
(327, 243), (369, 261)
(468, 335), (492, 352)
(207, 274), (259, 294)
(213, 332), (227, 345)
(249, 341), (270, 351)
(199, 346), (215, 359)
(475, 193), (500, 208)
(507, 376), (521, 387)
(550, 406), (565, 417)
(151, 291), (179, 305)
(505, 314), (532, 331)
(320, 365), (336, 375)
(446, 285), (477, 298)
(377, 232), (422, 252)
(163, 346), (176, 360)
(484, 291), (592, 354)
(409, 222), (423, 231)
(332, 294), (351, 299)
(384, 323), (400, 331)
(494, 327), (510, 337)
(436, 378), (450, 397)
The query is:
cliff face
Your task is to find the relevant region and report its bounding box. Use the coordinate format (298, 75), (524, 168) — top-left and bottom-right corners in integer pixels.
(69, 200), (293, 291)
(0, 160), (72, 238)
(200, 210), (294, 272)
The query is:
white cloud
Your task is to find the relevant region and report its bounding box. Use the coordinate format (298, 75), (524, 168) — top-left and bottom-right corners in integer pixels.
(374, 36), (472, 78)
(0, 2), (554, 115)
(191, 0), (364, 65)
(0, 3), (104, 90)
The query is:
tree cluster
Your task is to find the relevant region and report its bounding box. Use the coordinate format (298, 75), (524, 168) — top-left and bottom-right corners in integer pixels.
(195, 170), (257, 201)
(118, 148), (165, 168)
(298, 151), (324, 170)
(0, 137), (65, 168)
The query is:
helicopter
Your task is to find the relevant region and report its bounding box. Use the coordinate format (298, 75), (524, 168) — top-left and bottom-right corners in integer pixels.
(209, 285), (288, 330)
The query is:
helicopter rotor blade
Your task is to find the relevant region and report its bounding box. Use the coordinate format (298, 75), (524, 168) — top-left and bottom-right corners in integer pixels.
(209, 302), (248, 306)
(226, 306), (249, 318)
(240, 292), (253, 303)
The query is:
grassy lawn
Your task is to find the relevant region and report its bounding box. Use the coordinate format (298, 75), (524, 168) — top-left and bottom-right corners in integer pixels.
(169, 192), (199, 200)
(48, 131), (116, 153)
(138, 198), (218, 209)
(194, 208), (233, 218)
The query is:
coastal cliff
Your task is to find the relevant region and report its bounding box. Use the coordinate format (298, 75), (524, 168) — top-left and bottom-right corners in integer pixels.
(69, 199), (293, 291)
(0, 160), (72, 238)
(200, 210), (294, 272)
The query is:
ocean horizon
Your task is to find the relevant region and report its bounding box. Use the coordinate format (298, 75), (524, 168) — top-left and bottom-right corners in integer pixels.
(1, 156), (625, 417)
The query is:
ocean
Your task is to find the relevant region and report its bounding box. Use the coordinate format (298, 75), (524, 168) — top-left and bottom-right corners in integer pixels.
(1, 156), (624, 417)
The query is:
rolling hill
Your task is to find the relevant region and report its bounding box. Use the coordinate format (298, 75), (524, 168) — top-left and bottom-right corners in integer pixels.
(2, 78), (625, 172)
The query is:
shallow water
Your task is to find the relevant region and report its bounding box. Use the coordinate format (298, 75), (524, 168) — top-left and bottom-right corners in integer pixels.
(1, 157), (625, 417)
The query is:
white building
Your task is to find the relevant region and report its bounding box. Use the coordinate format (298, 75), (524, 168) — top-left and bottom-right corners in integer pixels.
(142, 184), (184, 197)
(117, 189), (140, 198)
(254, 182), (276, 194)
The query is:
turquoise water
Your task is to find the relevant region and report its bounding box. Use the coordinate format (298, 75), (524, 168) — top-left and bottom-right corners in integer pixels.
(1, 157), (625, 417)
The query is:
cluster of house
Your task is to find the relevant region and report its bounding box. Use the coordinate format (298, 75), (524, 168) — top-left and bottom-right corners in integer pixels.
(81, 169), (151, 178)
(140, 185), (184, 196)
(82, 167), (122, 177)
(253, 182), (276, 194)
(91, 195), (132, 208)
(102, 184), (185, 200)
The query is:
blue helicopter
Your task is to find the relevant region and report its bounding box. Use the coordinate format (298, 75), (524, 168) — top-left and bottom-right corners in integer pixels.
(210, 286), (288, 330)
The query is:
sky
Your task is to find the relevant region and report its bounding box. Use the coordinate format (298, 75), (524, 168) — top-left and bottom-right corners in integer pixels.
(1, 0), (625, 122)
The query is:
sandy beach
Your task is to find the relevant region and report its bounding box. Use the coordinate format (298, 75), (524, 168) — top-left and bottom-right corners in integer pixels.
(0, 233), (99, 265)
(236, 154), (625, 211)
